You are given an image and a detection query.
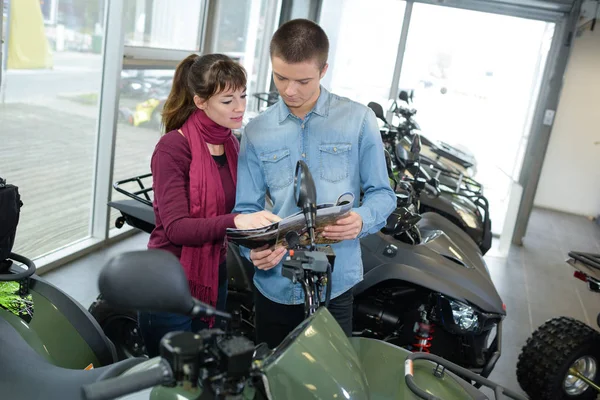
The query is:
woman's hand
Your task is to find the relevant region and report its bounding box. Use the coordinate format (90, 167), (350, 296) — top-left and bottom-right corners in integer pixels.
(234, 210), (281, 230)
(250, 245), (287, 270)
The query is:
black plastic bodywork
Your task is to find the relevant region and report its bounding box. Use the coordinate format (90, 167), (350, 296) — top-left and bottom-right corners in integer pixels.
(419, 190), (492, 256)
(395, 140), (492, 255)
(356, 215), (503, 314)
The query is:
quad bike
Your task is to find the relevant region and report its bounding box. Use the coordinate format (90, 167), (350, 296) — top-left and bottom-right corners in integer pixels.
(0, 179), (143, 397)
(368, 101), (492, 255)
(96, 135), (505, 381)
(352, 138), (504, 380)
(517, 252), (600, 400)
(389, 89), (478, 177)
(0, 177), (120, 367)
(0, 164), (526, 400)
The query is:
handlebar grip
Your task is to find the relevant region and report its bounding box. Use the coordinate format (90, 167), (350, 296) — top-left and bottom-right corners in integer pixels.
(82, 360), (173, 400)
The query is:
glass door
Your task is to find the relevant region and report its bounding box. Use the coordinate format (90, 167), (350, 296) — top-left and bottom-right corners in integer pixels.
(397, 3), (555, 235)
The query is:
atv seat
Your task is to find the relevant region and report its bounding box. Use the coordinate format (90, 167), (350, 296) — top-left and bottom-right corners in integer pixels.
(0, 317), (147, 400)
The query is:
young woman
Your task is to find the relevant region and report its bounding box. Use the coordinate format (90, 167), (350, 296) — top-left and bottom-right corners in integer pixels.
(139, 53), (279, 357)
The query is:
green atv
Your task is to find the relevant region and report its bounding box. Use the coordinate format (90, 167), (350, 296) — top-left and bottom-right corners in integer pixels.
(0, 249), (528, 400)
(0, 166), (527, 399)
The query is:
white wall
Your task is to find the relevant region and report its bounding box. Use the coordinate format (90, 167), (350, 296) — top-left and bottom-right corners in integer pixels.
(533, 28), (600, 217)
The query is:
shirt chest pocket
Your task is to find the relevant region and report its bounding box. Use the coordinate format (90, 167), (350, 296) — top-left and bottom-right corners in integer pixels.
(319, 143), (351, 183)
(259, 148), (293, 190)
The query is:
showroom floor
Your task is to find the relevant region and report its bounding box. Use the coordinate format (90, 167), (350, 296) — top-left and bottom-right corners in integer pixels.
(41, 207), (600, 398)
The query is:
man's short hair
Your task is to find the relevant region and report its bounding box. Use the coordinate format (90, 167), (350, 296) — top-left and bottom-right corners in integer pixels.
(270, 19), (329, 70)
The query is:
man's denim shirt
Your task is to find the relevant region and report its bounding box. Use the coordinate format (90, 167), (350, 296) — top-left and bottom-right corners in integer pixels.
(234, 86), (396, 305)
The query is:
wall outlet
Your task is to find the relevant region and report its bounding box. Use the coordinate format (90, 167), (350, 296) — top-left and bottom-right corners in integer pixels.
(543, 109), (556, 126)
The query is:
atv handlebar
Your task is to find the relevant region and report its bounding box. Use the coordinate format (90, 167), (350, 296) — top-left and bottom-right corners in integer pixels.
(82, 359), (174, 400)
(83, 330), (256, 400)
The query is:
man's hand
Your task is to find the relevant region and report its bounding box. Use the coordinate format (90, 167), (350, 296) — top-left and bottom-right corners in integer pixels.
(323, 211), (363, 240)
(250, 245), (287, 270)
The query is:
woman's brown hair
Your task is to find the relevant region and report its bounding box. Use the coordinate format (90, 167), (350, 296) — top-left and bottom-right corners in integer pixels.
(161, 54), (247, 133)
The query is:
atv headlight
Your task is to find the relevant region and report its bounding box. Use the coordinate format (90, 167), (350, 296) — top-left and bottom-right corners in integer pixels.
(438, 297), (481, 334)
(449, 300), (479, 331)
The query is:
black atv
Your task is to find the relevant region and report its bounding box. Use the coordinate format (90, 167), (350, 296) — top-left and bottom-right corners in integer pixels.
(368, 101), (492, 255)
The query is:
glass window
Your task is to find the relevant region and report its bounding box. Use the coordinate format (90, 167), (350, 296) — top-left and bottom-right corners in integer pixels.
(210, 0), (272, 113)
(123, 0), (205, 50)
(1, 0), (106, 259)
(109, 68), (172, 231)
(109, 0), (277, 231)
(109, 0), (214, 233)
(320, 0), (406, 107)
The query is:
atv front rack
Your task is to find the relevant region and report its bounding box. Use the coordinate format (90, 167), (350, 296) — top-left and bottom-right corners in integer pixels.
(568, 251), (600, 292)
(112, 173), (153, 207)
(569, 251), (600, 270)
(405, 352), (528, 400)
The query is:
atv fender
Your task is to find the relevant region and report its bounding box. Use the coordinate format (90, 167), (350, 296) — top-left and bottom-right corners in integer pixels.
(354, 262), (505, 315)
(419, 212), (480, 255)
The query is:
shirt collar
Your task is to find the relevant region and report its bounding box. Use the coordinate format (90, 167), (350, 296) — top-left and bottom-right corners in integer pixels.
(277, 85), (331, 124)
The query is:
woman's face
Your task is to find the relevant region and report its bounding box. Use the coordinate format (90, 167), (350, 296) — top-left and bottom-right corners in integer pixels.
(195, 86), (247, 129)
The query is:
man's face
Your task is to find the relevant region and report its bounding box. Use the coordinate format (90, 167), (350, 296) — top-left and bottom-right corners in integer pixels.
(271, 56), (328, 113)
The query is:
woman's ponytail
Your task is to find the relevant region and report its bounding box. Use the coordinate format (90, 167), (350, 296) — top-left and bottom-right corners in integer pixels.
(161, 54), (199, 134)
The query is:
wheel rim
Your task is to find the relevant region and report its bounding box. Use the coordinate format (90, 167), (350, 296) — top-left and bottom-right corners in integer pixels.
(564, 356), (597, 395)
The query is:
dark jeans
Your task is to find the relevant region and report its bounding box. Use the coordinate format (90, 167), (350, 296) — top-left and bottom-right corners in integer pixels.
(138, 279), (228, 358)
(254, 286), (354, 349)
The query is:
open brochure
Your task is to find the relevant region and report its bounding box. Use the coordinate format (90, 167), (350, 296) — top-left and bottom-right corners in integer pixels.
(227, 192), (355, 249)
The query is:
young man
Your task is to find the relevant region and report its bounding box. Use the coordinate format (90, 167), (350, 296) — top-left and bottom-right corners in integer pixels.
(234, 19), (396, 348)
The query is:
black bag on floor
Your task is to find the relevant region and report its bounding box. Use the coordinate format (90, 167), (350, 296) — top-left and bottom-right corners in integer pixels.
(0, 177), (22, 261)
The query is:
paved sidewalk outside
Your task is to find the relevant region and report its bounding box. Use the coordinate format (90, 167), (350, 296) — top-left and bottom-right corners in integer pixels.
(0, 102), (159, 259)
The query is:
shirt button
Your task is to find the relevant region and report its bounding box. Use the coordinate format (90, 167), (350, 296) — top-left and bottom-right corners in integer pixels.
(273, 155), (277, 160)
(302, 153), (306, 158)
(301, 124), (305, 129)
(333, 147), (337, 152)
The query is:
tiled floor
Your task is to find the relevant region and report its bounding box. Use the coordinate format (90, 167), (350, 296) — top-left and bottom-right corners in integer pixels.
(482, 208), (600, 398)
(41, 207), (600, 398)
